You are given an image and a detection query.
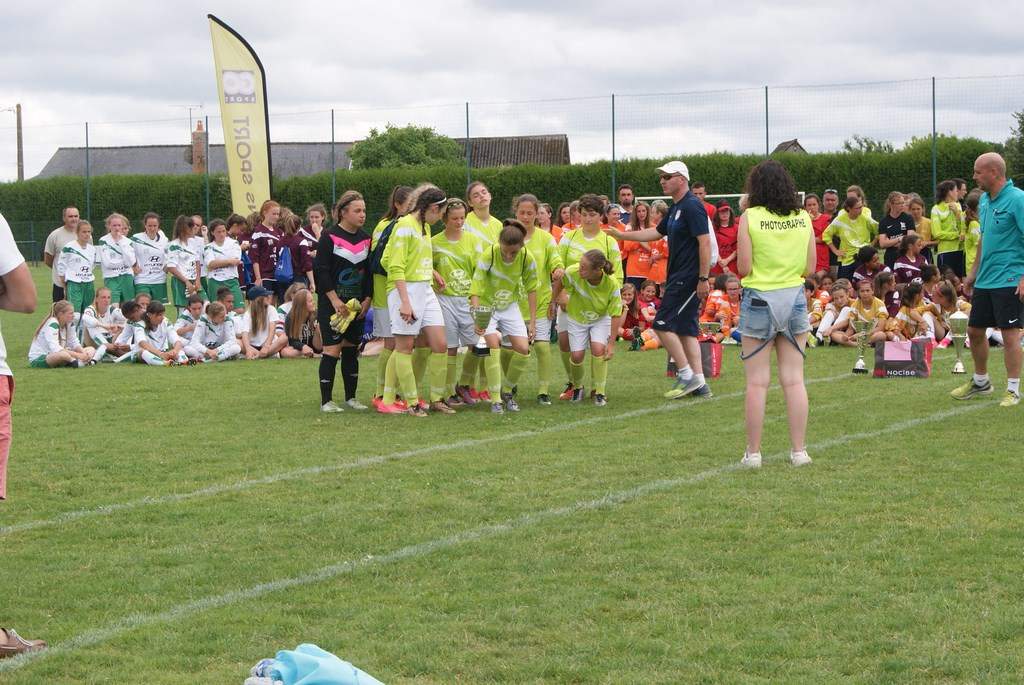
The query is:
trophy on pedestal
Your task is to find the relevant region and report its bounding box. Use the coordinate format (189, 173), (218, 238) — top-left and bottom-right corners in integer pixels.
(469, 305), (494, 356)
(948, 310), (969, 374)
(852, 319), (873, 374)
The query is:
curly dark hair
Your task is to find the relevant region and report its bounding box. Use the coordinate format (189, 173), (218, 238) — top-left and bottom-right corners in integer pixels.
(743, 160), (800, 216)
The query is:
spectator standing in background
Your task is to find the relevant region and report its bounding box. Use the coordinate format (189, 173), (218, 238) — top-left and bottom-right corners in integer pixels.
(691, 182), (716, 220)
(711, 201), (738, 276)
(43, 206), (80, 303)
(877, 192), (914, 269)
(804, 193), (832, 275)
(617, 184), (635, 225)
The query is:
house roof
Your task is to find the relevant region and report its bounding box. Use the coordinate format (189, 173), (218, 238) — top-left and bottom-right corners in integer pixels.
(35, 142), (354, 180)
(35, 134), (572, 179)
(772, 138), (807, 154)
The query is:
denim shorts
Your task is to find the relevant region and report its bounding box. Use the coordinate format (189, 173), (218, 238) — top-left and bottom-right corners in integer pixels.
(738, 286), (810, 340)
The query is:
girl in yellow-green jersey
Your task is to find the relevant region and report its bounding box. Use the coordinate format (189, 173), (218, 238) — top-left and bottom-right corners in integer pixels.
(370, 186), (413, 406)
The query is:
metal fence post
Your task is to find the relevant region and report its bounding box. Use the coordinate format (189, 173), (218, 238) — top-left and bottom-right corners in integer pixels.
(465, 102), (472, 187)
(84, 122), (91, 221)
(764, 86), (770, 158)
(611, 94), (617, 200)
(330, 109), (337, 206)
(931, 77), (937, 194)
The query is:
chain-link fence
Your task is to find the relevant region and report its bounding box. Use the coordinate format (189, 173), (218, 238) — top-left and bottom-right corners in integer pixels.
(4, 74), (1023, 260)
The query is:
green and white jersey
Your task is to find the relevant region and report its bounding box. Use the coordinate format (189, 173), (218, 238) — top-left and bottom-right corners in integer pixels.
(29, 317), (82, 359)
(382, 214), (434, 292)
(165, 239), (200, 281)
(464, 212), (502, 248)
(144, 320), (180, 352)
(558, 228), (623, 280)
(191, 315), (236, 348)
(82, 305), (125, 343)
(114, 320), (146, 350)
(174, 311), (198, 340)
(370, 218), (394, 309)
(189, 236), (208, 277)
(227, 312), (244, 337)
(56, 241), (97, 283)
(97, 234), (136, 278)
(130, 231), (169, 284)
(561, 264), (623, 324)
(522, 228), (563, 318)
(469, 245), (538, 311)
(432, 230), (481, 297)
(204, 238), (242, 282)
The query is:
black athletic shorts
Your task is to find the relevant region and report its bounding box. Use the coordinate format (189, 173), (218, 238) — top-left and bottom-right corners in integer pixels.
(968, 287), (1024, 330)
(652, 277), (700, 337)
(317, 302), (363, 347)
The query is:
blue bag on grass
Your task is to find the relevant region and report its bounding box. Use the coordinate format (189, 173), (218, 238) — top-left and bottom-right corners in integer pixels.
(269, 643), (384, 685)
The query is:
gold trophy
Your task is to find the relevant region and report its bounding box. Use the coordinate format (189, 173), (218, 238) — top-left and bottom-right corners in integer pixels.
(852, 319), (872, 374)
(948, 310), (969, 374)
(469, 305), (494, 357)
(699, 321), (722, 340)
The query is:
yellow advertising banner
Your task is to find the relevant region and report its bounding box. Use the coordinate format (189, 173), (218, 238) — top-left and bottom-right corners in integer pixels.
(208, 15), (272, 215)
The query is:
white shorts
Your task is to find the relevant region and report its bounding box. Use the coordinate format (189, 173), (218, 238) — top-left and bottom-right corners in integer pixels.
(556, 308), (569, 334)
(484, 304), (527, 339)
(567, 315), (612, 352)
(438, 293), (476, 348)
(387, 282), (445, 336)
(371, 306), (392, 338)
(535, 316), (552, 343)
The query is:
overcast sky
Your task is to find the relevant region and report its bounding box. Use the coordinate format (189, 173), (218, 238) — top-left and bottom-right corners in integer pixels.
(1, 0), (1023, 181)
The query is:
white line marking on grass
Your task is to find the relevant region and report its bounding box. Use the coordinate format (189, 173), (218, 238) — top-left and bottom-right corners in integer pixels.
(0, 400), (990, 674)
(1, 372), (854, 538)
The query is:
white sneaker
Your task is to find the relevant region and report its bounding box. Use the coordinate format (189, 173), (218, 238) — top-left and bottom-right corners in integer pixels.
(345, 398), (369, 410)
(740, 451), (762, 469)
(790, 450), (812, 467)
(320, 401), (344, 413)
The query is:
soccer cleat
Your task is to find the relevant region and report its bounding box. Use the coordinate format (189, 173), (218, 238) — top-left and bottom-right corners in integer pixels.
(950, 379), (993, 400)
(407, 405), (429, 418)
(692, 384), (713, 399)
(570, 386), (585, 402)
(429, 400), (456, 414)
(455, 385), (478, 405)
(490, 402), (505, 414)
(558, 383), (575, 401)
(790, 450), (812, 467)
(320, 401), (345, 413)
(372, 396), (383, 410)
(376, 401), (406, 415)
(501, 391), (520, 412)
(416, 400), (429, 412)
(594, 393), (608, 407)
(999, 390), (1020, 407)
(478, 390), (491, 402)
(445, 394), (465, 408)
(537, 393), (552, 406)
(394, 398), (409, 410)
(345, 398), (369, 411)
(664, 375), (704, 400)
(467, 388), (481, 401)
(740, 452), (762, 469)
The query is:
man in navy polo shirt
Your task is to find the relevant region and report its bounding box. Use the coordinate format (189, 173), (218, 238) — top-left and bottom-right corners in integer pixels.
(951, 152), (1024, 407)
(609, 160), (713, 398)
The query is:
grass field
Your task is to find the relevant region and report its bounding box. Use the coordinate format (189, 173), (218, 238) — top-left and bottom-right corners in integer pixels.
(1, 266), (1022, 684)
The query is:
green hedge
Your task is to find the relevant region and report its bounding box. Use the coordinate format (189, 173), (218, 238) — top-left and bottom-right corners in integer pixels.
(0, 137), (999, 233)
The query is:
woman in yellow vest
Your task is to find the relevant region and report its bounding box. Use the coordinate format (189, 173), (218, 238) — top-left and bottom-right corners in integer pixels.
(736, 160), (816, 470)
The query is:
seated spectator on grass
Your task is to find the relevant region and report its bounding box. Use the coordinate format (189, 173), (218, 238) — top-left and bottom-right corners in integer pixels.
(619, 283), (644, 343)
(920, 264), (941, 303)
(81, 287), (128, 359)
(851, 278), (891, 345)
(138, 300), (188, 366)
(282, 287), (321, 358)
(28, 300), (99, 368)
(184, 301), (241, 363)
(277, 282), (307, 319)
(923, 280), (971, 344)
(817, 281), (856, 346)
(702, 275), (740, 343)
(893, 234), (927, 287)
(852, 246), (890, 286)
(173, 294), (204, 340)
(875, 271), (900, 317)
(894, 282), (930, 340)
(805, 279), (823, 340)
(241, 286), (287, 360)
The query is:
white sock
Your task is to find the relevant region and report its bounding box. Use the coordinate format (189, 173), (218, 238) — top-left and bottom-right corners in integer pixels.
(974, 373), (990, 386)
(693, 373), (706, 386)
(92, 345), (107, 362)
(1009, 378), (1020, 395)
(676, 365), (694, 382)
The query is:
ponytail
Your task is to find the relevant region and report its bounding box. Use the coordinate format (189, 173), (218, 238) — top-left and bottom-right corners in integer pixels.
(499, 219), (527, 246)
(583, 248), (613, 275)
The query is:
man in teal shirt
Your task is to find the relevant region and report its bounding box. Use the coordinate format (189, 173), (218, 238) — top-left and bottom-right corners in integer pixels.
(951, 152), (1024, 407)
